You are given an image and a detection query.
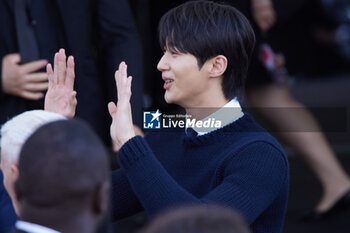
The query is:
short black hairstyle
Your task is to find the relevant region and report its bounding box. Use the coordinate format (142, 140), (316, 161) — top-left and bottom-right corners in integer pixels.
(159, 0), (255, 100)
(15, 119), (110, 208)
(141, 204), (251, 233)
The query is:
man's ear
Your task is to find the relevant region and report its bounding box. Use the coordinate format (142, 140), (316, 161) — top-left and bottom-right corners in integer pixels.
(10, 163), (19, 180)
(92, 181), (110, 215)
(208, 55), (227, 78)
(12, 164), (21, 202)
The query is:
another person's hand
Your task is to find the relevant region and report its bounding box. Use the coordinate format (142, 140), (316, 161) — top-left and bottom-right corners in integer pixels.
(44, 49), (77, 118)
(1, 53), (48, 100)
(108, 62), (135, 152)
(251, 0), (276, 32)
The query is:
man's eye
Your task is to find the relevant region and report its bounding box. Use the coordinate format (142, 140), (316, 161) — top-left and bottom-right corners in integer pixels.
(170, 51), (178, 55)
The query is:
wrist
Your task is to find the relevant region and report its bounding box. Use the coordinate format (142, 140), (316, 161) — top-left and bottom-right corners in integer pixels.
(121, 134), (136, 145)
(114, 133), (135, 148)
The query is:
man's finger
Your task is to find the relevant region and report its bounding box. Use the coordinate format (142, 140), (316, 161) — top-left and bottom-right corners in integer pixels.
(71, 91), (77, 102)
(120, 62), (126, 78)
(21, 91), (44, 100)
(21, 59), (48, 74)
(127, 76), (133, 96)
(24, 82), (49, 92)
(57, 49), (67, 84)
(114, 70), (120, 88)
(127, 76), (132, 87)
(113, 144), (120, 153)
(108, 102), (117, 118)
(26, 72), (48, 82)
(53, 52), (59, 84)
(121, 62), (129, 85)
(6, 53), (21, 64)
(71, 92), (78, 107)
(117, 62), (125, 84)
(66, 56), (75, 90)
(46, 64), (54, 89)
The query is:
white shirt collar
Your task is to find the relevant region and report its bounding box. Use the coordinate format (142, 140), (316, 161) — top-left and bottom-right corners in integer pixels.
(189, 97), (244, 136)
(16, 221), (60, 233)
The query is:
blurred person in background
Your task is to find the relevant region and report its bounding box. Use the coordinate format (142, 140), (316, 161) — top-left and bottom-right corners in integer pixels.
(1, 110), (65, 215)
(231, 0), (350, 220)
(0, 49), (75, 232)
(0, 0), (144, 145)
(12, 119), (110, 233)
(140, 204), (251, 233)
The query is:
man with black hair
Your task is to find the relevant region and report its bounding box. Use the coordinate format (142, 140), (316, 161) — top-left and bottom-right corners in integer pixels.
(106, 1), (289, 233)
(12, 119), (110, 233)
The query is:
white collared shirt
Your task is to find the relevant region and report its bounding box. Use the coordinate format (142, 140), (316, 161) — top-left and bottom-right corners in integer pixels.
(16, 221), (60, 233)
(189, 97), (244, 136)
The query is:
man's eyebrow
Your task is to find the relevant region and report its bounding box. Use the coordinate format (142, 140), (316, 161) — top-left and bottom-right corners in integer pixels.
(164, 45), (181, 53)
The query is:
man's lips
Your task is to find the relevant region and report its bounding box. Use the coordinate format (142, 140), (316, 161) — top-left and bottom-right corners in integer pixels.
(162, 77), (174, 90)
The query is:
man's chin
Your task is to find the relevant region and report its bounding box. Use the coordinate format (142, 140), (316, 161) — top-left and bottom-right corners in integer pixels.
(164, 94), (172, 104)
(164, 93), (181, 106)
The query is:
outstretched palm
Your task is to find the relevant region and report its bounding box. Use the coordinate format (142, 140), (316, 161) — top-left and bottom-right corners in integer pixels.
(108, 62), (135, 152)
(44, 49), (77, 118)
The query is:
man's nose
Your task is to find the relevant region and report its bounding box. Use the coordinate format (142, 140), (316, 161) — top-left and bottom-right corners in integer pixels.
(157, 54), (169, 71)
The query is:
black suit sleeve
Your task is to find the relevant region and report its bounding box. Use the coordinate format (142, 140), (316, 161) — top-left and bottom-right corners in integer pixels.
(0, 2), (6, 101)
(0, 60), (4, 100)
(97, 0), (144, 127)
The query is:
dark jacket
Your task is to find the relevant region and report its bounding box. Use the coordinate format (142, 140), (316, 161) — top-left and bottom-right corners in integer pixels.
(0, 0), (143, 142)
(0, 171), (16, 233)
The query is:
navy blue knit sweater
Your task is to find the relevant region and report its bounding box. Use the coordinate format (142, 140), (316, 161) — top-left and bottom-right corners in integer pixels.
(111, 114), (289, 233)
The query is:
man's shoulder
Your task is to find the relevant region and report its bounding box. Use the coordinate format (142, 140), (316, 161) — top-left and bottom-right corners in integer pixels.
(220, 114), (287, 159)
(220, 114), (280, 144)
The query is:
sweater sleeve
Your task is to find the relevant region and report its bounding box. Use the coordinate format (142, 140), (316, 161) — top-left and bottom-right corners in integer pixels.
(110, 169), (144, 220)
(117, 136), (288, 223)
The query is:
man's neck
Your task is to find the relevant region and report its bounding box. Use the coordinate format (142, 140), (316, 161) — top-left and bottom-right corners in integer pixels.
(20, 207), (96, 233)
(185, 97), (229, 120)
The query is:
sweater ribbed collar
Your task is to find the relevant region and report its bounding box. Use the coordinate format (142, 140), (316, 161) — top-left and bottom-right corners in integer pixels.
(183, 113), (264, 146)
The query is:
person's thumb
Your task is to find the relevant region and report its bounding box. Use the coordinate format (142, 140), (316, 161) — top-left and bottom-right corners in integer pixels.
(113, 144), (120, 153)
(108, 102), (117, 118)
(6, 53), (21, 64)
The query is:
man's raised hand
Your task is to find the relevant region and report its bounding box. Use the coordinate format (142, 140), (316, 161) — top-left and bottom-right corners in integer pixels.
(44, 49), (77, 118)
(108, 62), (135, 152)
